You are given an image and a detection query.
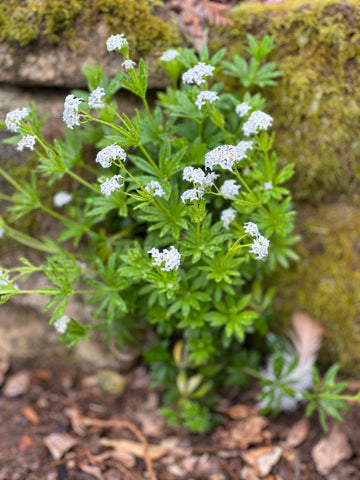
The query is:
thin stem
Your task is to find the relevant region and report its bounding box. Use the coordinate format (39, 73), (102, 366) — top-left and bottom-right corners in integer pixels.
(40, 204), (89, 233)
(138, 144), (162, 177)
(142, 96), (158, 132)
(0, 167), (29, 197)
(1, 224), (59, 253)
(66, 169), (99, 193)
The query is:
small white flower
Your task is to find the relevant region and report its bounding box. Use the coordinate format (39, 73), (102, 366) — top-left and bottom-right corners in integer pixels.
(145, 180), (165, 197)
(249, 234), (270, 260)
(96, 144), (126, 168)
(242, 110), (273, 136)
(243, 222), (260, 238)
(53, 315), (70, 334)
(122, 59), (136, 70)
(205, 143), (252, 172)
(182, 62), (215, 86)
(53, 191), (73, 208)
(0, 227), (4, 239)
(106, 34), (128, 52)
(63, 94), (83, 129)
(148, 246), (181, 271)
(235, 102), (251, 118)
(181, 188), (203, 203)
(100, 175), (124, 197)
(183, 166), (218, 187)
(16, 135), (36, 152)
(195, 91), (220, 110)
(160, 49), (180, 61)
(264, 181), (273, 191)
(220, 179), (241, 198)
(88, 87), (105, 109)
(221, 207), (236, 229)
(5, 107), (30, 132)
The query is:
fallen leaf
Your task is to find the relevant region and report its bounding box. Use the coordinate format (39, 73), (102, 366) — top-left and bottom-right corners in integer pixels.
(286, 418), (310, 447)
(100, 438), (168, 460)
(240, 465), (260, 480)
(3, 370), (31, 397)
(21, 406), (40, 425)
(225, 415), (269, 449)
(79, 464), (103, 480)
(135, 410), (165, 437)
(312, 424), (353, 475)
(44, 432), (77, 460)
(225, 404), (259, 420)
(66, 406), (86, 436)
(241, 446), (283, 476)
(19, 435), (34, 451)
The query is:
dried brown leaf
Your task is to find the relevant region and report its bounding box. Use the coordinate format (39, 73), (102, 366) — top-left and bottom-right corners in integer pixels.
(44, 432), (77, 461)
(3, 370), (31, 397)
(21, 406), (40, 425)
(241, 446), (283, 476)
(100, 438), (168, 460)
(286, 418), (310, 447)
(312, 424), (353, 475)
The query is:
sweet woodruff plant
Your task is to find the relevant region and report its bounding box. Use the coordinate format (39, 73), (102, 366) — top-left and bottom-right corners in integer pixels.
(1, 33), (326, 432)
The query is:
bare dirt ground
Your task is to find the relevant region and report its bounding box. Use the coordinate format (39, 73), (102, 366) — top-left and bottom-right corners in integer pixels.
(1, 360), (360, 480)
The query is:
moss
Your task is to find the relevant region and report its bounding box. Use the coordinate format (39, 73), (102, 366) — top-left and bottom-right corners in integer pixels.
(273, 202), (360, 375)
(210, 0), (360, 202)
(0, 0), (180, 56)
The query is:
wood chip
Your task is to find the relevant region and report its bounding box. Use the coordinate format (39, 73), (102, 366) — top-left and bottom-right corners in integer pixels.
(225, 404), (260, 420)
(21, 406), (40, 425)
(100, 438), (168, 460)
(241, 446), (283, 476)
(312, 424), (353, 475)
(226, 415), (269, 449)
(19, 435), (34, 451)
(286, 418), (310, 447)
(44, 432), (77, 460)
(3, 370), (31, 397)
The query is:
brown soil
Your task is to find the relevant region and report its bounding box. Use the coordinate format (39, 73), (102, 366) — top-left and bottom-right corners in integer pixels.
(1, 362), (359, 480)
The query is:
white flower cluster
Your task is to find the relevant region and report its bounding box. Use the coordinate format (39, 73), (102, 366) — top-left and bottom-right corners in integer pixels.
(17, 135), (36, 152)
(205, 142), (253, 171)
(63, 94), (83, 129)
(181, 166), (218, 203)
(53, 191), (73, 208)
(182, 62), (215, 86)
(235, 102), (251, 118)
(145, 180), (165, 197)
(195, 91), (220, 110)
(264, 181), (273, 191)
(53, 315), (70, 334)
(243, 110), (273, 136)
(244, 222), (270, 260)
(221, 207), (236, 229)
(160, 49), (179, 61)
(148, 246), (181, 271)
(100, 175), (124, 197)
(5, 107), (30, 132)
(88, 87), (105, 109)
(0, 226), (4, 239)
(106, 34), (128, 52)
(96, 144), (126, 168)
(220, 179), (241, 198)
(122, 59), (136, 70)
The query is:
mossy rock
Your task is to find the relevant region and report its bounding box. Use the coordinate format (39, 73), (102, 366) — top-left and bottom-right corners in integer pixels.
(273, 202), (360, 375)
(210, 0), (360, 202)
(0, 0), (181, 88)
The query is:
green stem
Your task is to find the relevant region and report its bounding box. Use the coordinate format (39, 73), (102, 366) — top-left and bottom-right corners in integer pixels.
(142, 96), (158, 132)
(0, 167), (29, 197)
(66, 169), (99, 193)
(1, 224), (59, 253)
(40, 204), (89, 233)
(138, 144), (162, 177)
